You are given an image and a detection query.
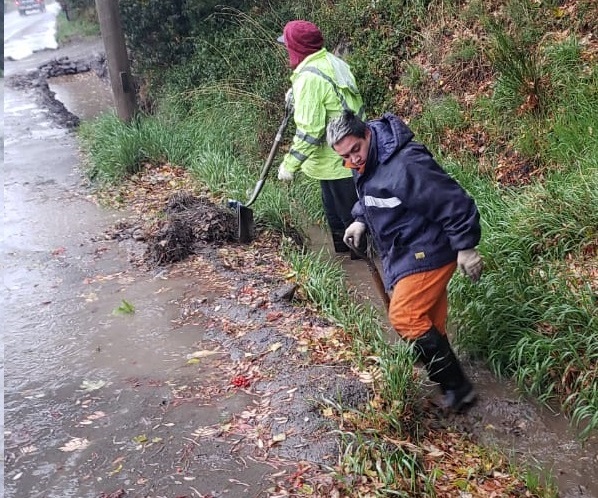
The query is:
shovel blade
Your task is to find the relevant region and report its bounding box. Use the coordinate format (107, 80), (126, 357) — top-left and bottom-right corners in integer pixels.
(237, 204), (255, 243)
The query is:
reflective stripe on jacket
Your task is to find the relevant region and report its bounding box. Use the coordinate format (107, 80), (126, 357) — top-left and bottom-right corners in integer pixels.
(352, 114), (481, 290)
(281, 48), (364, 180)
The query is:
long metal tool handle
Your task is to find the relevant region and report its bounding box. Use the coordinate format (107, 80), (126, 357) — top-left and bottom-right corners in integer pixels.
(347, 240), (390, 311)
(244, 108), (292, 208)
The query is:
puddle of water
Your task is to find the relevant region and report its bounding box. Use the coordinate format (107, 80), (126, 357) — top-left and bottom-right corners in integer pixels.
(29, 127), (69, 139)
(48, 72), (114, 121)
(6, 102), (39, 113)
(465, 367), (598, 497)
(85, 275), (203, 378)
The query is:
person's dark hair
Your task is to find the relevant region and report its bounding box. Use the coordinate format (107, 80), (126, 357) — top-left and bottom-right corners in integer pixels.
(326, 110), (367, 148)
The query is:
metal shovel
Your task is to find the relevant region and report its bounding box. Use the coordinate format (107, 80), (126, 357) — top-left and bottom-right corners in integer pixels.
(228, 100), (293, 243)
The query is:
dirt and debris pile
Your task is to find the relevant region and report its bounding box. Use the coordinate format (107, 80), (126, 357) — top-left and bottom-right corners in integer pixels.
(38, 55), (108, 80)
(147, 191), (237, 265)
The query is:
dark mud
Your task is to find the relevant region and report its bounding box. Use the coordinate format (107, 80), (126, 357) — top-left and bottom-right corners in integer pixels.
(146, 192), (238, 265)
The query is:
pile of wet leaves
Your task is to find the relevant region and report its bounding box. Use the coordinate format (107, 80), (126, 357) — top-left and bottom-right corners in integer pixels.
(146, 191), (237, 265)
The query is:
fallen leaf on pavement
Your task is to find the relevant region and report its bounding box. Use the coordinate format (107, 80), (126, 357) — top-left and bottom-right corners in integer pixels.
(88, 411), (106, 420)
(191, 426), (220, 438)
(268, 342), (283, 352)
(231, 375), (251, 388)
(267, 312), (284, 322)
(132, 434), (148, 444)
(79, 380), (106, 392)
(59, 437), (90, 452)
(19, 445), (38, 455)
(322, 407), (334, 417)
(186, 349), (223, 359)
(272, 433), (286, 443)
(108, 463), (122, 476)
(112, 299), (135, 315)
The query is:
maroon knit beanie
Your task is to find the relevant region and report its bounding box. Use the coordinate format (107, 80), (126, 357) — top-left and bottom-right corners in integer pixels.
(279, 20), (324, 69)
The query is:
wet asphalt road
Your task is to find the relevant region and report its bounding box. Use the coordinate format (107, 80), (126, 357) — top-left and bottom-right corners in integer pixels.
(1, 77), (5, 492)
(4, 0), (60, 61)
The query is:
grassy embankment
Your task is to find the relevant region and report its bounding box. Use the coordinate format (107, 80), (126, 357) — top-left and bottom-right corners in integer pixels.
(76, 0), (596, 494)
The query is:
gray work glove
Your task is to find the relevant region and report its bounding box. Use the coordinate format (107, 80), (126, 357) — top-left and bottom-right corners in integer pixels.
(277, 163), (294, 181)
(457, 248), (483, 282)
(284, 88), (294, 114)
(343, 221), (367, 249)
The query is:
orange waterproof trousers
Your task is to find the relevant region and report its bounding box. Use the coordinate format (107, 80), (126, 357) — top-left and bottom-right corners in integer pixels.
(388, 261), (457, 340)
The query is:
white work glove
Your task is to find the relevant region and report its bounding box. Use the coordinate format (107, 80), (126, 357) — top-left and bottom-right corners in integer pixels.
(278, 163), (294, 182)
(457, 248), (483, 283)
(343, 221), (367, 249)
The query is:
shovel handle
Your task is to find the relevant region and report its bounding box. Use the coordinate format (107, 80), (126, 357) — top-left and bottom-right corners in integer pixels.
(244, 110), (292, 208)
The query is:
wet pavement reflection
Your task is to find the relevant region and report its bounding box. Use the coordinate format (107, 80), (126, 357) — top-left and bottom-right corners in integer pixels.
(3, 1), (60, 61)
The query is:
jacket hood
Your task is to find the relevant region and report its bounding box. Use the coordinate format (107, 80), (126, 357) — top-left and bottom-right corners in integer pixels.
(367, 113), (414, 164)
(282, 20), (324, 69)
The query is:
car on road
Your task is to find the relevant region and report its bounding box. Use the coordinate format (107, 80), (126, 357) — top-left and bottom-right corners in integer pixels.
(15, 0), (46, 15)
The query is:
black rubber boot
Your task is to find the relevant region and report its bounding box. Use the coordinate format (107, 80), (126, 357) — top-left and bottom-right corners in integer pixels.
(331, 231), (350, 253)
(414, 326), (477, 412)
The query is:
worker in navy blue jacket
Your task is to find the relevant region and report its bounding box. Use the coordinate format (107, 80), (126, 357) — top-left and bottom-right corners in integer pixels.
(326, 110), (483, 412)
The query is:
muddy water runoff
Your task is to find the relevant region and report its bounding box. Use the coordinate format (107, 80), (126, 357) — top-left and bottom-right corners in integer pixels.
(48, 71), (114, 120)
(19, 73), (598, 496)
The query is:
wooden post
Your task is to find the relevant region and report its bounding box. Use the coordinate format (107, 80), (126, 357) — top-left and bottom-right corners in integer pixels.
(95, 0), (136, 122)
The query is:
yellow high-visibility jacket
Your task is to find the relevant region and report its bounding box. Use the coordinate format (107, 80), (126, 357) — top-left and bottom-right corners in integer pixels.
(280, 48), (365, 180)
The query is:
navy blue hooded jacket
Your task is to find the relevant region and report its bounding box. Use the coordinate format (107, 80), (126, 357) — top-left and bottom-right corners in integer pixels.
(351, 113), (481, 290)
